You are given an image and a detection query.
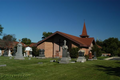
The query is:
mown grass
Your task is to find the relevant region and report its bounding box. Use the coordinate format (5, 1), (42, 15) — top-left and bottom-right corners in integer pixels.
(97, 56), (110, 60)
(0, 56), (120, 80)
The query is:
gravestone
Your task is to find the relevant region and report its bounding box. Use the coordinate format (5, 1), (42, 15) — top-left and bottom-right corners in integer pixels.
(77, 50), (86, 62)
(26, 51), (28, 57)
(39, 49), (45, 57)
(67, 52), (71, 60)
(9, 56), (12, 59)
(8, 49), (12, 57)
(29, 51), (32, 57)
(24, 53), (26, 57)
(28, 58), (31, 60)
(50, 60), (56, 62)
(93, 52), (97, 60)
(14, 39), (25, 60)
(36, 49), (45, 59)
(0, 49), (2, 56)
(59, 40), (69, 64)
(4, 50), (8, 57)
(38, 62), (43, 64)
(88, 51), (93, 60)
(0, 64), (6, 67)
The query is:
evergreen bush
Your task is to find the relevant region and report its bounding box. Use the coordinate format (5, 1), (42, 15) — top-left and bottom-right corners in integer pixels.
(70, 47), (79, 58)
(32, 47), (39, 56)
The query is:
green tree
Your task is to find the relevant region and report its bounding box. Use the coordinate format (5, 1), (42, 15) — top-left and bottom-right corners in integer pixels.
(32, 47), (39, 56)
(103, 37), (119, 56)
(2, 34), (16, 49)
(42, 32), (53, 39)
(118, 48), (120, 56)
(2, 34), (16, 41)
(70, 47), (80, 58)
(21, 38), (31, 46)
(0, 24), (4, 35)
(96, 39), (103, 47)
(92, 44), (102, 57)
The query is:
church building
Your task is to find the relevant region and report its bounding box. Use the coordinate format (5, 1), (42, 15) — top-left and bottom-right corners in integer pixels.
(36, 22), (96, 58)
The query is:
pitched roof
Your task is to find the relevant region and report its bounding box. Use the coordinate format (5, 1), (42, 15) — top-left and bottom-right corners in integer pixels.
(0, 40), (26, 49)
(80, 22), (89, 38)
(96, 44), (102, 48)
(13, 42), (26, 47)
(28, 43), (36, 47)
(36, 31), (95, 47)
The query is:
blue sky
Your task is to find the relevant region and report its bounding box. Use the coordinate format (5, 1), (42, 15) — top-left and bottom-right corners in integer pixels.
(0, 0), (120, 42)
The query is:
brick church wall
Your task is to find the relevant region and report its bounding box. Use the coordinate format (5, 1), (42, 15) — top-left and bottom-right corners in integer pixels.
(44, 42), (53, 58)
(71, 43), (89, 55)
(80, 48), (89, 55)
(53, 35), (65, 58)
(37, 42), (45, 49)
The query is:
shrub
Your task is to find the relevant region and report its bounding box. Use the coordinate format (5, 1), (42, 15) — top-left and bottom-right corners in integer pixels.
(22, 46), (25, 55)
(70, 47), (80, 58)
(85, 55), (89, 60)
(91, 44), (102, 57)
(32, 47), (39, 56)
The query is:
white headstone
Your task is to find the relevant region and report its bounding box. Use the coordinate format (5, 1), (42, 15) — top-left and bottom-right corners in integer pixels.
(26, 51), (28, 57)
(0, 49), (2, 56)
(24, 53), (26, 57)
(8, 49), (12, 57)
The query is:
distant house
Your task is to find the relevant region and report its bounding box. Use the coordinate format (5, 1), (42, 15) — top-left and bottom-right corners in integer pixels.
(36, 22), (99, 58)
(0, 39), (38, 56)
(0, 40), (26, 55)
(102, 53), (111, 57)
(24, 43), (36, 57)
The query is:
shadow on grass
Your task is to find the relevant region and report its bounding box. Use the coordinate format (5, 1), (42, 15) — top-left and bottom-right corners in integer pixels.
(115, 62), (120, 64)
(96, 65), (120, 77)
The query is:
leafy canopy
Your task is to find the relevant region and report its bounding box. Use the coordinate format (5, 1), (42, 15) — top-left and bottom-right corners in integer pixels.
(92, 44), (102, 57)
(22, 38), (31, 46)
(42, 32), (53, 39)
(0, 24), (4, 36)
(96, 37), (120, 56)
(2, 34), (16, 41)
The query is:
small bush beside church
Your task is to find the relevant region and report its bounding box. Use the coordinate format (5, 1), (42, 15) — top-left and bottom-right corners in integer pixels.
(32, 47), (39, 56)
(70, 47), (80, 58)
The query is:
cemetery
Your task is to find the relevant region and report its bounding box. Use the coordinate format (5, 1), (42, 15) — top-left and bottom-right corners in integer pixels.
(0, 22), (120, 80)
(0, 55), (120, 80)
(0, 36), (120, 80)
(0, 0), (119, 79)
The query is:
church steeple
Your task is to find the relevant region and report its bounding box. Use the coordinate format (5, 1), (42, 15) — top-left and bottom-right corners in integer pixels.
(80, 22), (89, 38)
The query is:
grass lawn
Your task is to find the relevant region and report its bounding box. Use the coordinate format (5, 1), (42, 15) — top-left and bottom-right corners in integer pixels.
(0, 56), (120, 80)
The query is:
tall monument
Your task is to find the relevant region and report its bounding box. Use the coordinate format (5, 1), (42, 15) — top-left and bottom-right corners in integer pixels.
(59, 40), (69, 64)
(14, 39), (24, 60)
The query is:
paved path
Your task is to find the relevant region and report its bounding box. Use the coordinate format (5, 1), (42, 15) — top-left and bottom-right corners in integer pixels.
(104, 57), (120, 60)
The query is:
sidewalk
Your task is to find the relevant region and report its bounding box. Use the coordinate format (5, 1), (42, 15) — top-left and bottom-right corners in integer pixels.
(104, 57), (120, 60)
